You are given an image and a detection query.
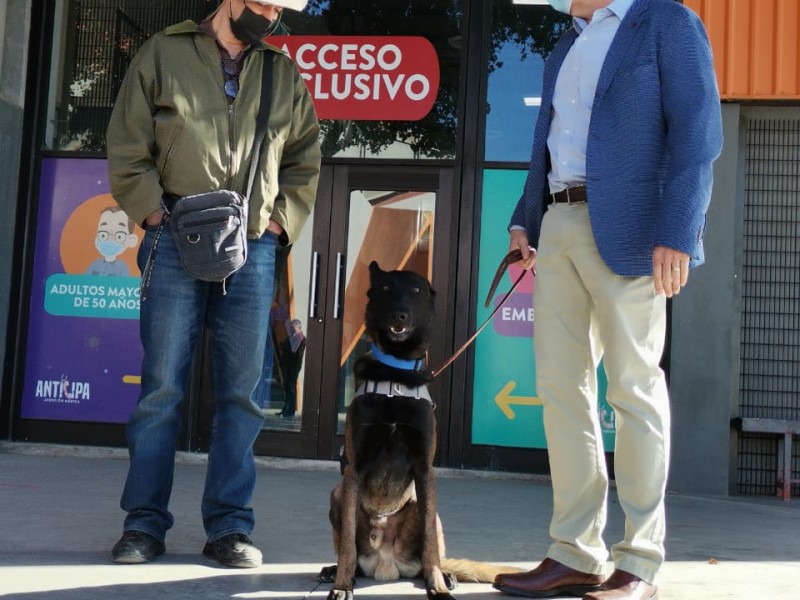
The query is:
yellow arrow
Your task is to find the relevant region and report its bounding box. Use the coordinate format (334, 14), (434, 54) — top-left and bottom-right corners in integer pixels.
(495, 381), (541, 419)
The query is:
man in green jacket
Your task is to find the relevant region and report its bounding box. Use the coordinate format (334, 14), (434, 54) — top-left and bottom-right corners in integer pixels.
(107, 0), (320, 569)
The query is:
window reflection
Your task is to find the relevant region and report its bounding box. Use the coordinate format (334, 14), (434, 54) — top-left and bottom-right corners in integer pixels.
(47, 1), (209, 152)
(485, 1), (570, 162)
(336, 189), (436, 433)
(50, 1), (462, 160)
(288, 1), (462, 159)
(259, 212), (315, 433)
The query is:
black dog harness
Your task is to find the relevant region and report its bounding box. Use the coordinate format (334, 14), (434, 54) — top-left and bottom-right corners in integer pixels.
(354, 343), (433, 405)
(354, 380), (432, 403)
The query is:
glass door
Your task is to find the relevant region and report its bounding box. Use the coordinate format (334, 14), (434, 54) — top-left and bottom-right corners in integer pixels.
(333, 182), (437, 435)
(247, 165), (456, 461)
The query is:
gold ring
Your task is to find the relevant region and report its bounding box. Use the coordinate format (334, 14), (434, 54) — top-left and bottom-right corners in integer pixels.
(672, 266), (681, 272)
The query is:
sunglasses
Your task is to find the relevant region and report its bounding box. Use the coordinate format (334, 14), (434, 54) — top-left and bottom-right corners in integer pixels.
(222, 58), (240, 99)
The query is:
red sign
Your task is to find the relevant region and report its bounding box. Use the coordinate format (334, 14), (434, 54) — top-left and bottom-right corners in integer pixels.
(271, 36), (440, 121)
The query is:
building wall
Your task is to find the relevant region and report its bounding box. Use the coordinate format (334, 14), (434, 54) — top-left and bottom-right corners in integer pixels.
(669, 103), (745, 495)
(0, 0), (32, 431)
(675, 1), (800, 497)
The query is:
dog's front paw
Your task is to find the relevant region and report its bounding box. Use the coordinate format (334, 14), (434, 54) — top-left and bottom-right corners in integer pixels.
(318, 565), (337, 583)
(443, 572), (458, 591)
(426, 589), (456, 600)
(327, 589), (353, 600)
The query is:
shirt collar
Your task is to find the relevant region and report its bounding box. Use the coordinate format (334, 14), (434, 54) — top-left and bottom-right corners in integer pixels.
(573, 0), (635, 32)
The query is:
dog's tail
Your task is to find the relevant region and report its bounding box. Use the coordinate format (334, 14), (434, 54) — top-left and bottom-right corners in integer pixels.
(440, 557), (523, 584)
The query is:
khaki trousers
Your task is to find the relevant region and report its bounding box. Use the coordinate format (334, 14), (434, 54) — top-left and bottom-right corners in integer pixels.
(534, 203), (670, 583)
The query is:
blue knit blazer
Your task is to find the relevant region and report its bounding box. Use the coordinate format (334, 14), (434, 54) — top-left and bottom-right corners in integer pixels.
(509, 0), (723, 277)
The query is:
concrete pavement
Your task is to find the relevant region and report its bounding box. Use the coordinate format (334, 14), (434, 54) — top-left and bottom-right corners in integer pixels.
(1, 442), (799, 599)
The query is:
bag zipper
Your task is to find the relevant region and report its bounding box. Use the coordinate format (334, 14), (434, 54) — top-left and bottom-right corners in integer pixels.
(179, 214), (235, 229)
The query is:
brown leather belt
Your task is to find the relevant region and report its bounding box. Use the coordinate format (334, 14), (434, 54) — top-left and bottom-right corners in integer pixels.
(551, 185), (587, 204)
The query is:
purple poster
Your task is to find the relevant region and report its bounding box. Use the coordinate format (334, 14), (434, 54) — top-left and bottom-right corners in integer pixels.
(21, 158), (143, 423)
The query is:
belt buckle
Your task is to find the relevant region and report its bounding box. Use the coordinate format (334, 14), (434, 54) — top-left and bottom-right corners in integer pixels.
(551, 188), (574, 204)
(563, 186), (584, 205)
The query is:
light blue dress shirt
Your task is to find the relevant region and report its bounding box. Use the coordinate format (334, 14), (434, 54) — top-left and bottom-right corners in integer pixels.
(547, 0), (634, 194)
(510, 0), (723, 274)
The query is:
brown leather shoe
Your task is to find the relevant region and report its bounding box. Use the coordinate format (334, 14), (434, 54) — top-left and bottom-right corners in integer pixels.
(582, 570), (658, 600)
(493, 557), (605, 598)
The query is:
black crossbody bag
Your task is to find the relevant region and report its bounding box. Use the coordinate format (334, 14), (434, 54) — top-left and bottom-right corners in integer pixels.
(165, 54), (273, 285)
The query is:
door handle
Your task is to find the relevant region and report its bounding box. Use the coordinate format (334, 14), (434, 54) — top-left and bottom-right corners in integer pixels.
(333, 252), (345, 320)
(309, 250), (321, 320)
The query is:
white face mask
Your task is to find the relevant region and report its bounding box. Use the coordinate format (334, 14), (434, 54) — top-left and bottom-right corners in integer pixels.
(547, 0), (573, 14)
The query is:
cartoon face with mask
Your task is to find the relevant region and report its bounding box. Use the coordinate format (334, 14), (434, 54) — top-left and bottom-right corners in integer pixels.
(94, 208), (138, 262)
(84, 207), (138, 277)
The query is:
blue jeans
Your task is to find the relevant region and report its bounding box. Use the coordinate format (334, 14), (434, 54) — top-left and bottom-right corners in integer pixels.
(121, 225), (275, 543)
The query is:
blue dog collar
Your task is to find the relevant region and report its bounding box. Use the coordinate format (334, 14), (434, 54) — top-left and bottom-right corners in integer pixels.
(370, 343), (423, 371)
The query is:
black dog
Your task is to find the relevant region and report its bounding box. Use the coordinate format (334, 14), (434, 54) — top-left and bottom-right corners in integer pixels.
(320, 261), (518, 600)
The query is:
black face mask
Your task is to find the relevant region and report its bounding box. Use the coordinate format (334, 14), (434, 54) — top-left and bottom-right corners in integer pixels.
(229, 2), (281, 45)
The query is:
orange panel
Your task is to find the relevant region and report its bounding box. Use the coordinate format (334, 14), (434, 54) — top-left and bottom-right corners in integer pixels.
(728, 0), (753, 96)
(775, 0), (799, 94)
(684, 0), (800, 100)
(698, 0), (728, 94)
(750, 0), (776, 95)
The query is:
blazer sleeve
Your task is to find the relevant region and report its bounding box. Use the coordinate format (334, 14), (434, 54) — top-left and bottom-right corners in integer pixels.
(654, 8), (723, 254)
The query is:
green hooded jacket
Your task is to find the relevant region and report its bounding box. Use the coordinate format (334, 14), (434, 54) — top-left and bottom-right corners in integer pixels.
(106, 20), (321, 243)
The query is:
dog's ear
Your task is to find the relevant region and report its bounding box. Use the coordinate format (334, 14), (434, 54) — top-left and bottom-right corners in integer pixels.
(368, 261), (384, 285)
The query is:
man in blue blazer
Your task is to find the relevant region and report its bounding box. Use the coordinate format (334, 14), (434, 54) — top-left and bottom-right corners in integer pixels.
(494, 1), (722, 599)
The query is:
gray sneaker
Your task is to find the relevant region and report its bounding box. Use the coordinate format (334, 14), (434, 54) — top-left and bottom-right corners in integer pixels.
(111, 530), (165, 564)
(202, 533), (262, 568)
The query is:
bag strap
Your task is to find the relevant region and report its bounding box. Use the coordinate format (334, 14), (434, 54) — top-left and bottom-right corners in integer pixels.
(244, 52), (274, 200)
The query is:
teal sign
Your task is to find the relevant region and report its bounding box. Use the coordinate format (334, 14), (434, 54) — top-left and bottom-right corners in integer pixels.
(472, 169), (615, 450)
(44, 274), (141, 320)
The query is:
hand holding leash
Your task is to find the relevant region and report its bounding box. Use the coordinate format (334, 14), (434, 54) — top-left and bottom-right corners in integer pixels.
(431, 249), (532, 378)
(509, 229), (536, 271)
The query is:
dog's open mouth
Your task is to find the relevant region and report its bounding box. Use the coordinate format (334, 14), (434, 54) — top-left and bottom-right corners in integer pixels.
(388, 325), (412, 342)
